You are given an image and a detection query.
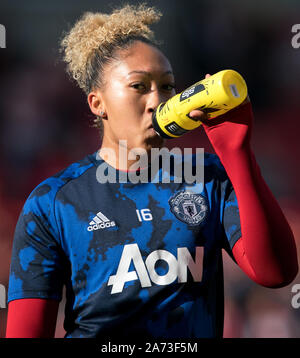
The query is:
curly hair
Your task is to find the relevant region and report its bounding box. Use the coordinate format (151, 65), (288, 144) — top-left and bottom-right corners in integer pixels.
(60, 3), (163, 133)
(61, 4), (161, 89)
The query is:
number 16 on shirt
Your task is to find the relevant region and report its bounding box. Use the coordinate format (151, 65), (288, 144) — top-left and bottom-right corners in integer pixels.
(136, 209), (153, 222)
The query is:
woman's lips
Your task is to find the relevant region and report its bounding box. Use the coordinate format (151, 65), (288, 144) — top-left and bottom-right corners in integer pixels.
(147, 126), (159, 136)
(146, 120), (160, 136)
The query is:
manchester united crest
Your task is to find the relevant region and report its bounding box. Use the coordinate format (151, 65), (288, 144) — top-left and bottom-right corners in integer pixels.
(168, 191), (208, 226)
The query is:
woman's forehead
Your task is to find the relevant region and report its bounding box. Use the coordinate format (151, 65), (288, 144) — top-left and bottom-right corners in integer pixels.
(108, 41), (173, 79)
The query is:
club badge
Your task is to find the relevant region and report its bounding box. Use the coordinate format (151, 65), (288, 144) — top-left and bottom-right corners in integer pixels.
(169, 191), (208, 226)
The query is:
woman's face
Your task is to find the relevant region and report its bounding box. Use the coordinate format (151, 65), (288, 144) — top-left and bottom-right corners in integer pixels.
(92, 41), (176, 153)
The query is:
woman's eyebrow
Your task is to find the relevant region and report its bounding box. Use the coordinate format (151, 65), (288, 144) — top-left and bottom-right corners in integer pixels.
(127, 70), (174, 77)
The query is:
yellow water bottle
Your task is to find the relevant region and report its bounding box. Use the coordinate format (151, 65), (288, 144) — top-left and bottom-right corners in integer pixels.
(152, 69), (248, 139)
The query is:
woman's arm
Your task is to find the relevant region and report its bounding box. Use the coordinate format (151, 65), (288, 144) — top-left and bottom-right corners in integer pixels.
(220, 134), (297, 287)
(197, 100), (298, 287)
(6, 298), (59, 338)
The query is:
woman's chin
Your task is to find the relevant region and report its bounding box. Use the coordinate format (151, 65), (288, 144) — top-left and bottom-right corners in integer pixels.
(144, 130), (165, 148)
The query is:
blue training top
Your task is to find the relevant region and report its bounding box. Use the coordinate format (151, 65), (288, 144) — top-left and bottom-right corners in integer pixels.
(8, 151), (241, 338)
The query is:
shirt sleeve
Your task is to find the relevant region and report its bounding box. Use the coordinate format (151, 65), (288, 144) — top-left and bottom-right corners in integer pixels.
(7, 183), (66, 303)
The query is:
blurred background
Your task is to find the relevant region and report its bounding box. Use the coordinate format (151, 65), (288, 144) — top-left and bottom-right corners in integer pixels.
(0, 0), (300, 338)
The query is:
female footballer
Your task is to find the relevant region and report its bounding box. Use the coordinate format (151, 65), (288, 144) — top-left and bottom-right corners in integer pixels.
(6, 4), (298, 338)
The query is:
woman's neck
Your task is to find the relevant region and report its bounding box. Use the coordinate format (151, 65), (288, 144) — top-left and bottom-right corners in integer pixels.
(99, 137), (154, 172)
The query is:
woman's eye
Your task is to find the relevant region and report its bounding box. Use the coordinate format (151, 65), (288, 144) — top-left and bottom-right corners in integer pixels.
(131, 83), (146, 91)
(131, 82), (175, 92)
(162, 83), (176, 91)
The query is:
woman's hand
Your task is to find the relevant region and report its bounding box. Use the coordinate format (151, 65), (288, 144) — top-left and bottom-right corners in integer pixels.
(189, 73), (253, 153)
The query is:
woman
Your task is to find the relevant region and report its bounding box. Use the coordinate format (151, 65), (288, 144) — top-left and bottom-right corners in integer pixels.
(6, 4), (298, 338)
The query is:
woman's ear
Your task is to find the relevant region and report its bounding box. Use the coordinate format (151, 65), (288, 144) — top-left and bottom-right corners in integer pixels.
(88, 90), (106, 118)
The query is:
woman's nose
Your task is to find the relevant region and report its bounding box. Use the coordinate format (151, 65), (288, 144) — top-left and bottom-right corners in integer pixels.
(146, 89), (165, 114)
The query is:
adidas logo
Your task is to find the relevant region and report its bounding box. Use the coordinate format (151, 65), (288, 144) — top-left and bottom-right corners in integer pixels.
(87, 211), (116, 231)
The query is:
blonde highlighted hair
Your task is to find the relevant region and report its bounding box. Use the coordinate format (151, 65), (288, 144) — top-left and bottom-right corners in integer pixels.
(60, 3), (162, 95)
